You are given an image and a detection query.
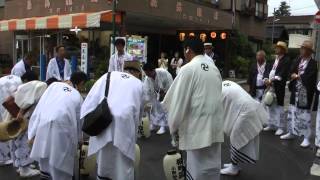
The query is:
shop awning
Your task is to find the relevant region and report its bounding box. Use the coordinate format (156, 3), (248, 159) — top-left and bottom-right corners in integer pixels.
(0, 10), (121, 32)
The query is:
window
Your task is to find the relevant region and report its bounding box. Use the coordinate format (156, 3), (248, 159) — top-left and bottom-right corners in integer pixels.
(255, 2), (267, 18)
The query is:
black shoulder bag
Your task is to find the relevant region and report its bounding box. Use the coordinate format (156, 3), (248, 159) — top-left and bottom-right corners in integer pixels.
(82, 72), (113, 136)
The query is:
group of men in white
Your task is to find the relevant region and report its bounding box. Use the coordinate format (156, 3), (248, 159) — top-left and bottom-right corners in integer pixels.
(1, 37), (300, 180)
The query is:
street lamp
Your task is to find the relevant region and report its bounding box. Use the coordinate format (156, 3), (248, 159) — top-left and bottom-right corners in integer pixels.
(271, 8), (280, 44)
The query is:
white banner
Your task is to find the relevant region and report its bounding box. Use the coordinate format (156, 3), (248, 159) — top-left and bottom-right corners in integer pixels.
(81, 43), (88, 74)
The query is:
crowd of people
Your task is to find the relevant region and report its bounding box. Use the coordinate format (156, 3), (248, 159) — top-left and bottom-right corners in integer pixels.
(0, 36), (318, 180)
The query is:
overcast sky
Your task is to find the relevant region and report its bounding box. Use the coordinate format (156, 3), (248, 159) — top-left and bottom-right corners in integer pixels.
(268, 0), (319, 16)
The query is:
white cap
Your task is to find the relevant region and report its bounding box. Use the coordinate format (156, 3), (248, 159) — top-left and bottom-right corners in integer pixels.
(204, 43), (212, 46)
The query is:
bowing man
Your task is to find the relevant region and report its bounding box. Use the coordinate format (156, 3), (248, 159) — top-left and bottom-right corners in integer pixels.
(11, 52), (35, 77)
(220, 81), (267, 176)
(81, 61), (144, 180)
(28, 72), (87, 180)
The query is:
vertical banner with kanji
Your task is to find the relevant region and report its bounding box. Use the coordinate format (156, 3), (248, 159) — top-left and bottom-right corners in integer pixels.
(81, 43), (88, 74)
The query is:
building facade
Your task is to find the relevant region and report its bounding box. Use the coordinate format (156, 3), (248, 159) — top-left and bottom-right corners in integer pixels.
(0, 0), (268, 74)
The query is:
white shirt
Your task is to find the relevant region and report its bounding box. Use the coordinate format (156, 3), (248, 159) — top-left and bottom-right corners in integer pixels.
(0, 75), (22, 120)
(162, 55), (224, 150)
(11, 60), (27, 77)
(46, 58), (72, 81)
(81, 72), (143, 161)
(144, 68), (173, 103)
(256, 62), (266, 87)
(108, 52), (133, 72)
(171, 58), (184, 75)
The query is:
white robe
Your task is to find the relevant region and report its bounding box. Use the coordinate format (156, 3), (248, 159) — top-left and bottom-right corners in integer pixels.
(46, 58), (72, 81)
(0, 75), (22, 120)
(108, 52), (133, 72)
(11, 60), (27, 77)
(144, 68), (173, 127)
(162, 55), (224, 150)
(222, 80), (267, 149)
(28, 82), (83, 176)
(81, 71), (143, 162)
(0, 75), (22, 163)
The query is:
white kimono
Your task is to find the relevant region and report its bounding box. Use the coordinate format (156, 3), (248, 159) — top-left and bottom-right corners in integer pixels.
(162, 55), (224, 180)
(144, 68), (173, 127)
(81, 72), (143, 180)
(46, 58), (72, 81)
(28, 82), (83, 178)
(11, 60), (27, 77)
(0, 75), (22, 164)
(222, 81), (267, 164)
(108, 52), (133, 72)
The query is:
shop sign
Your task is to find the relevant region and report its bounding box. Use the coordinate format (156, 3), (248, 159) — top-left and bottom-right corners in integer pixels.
(150, 0), (158, 8)
(197, 7), (202, 17)
(176, 2), (183, 13)
(81, 43), (88, 74)
(27, 0), (32, 10)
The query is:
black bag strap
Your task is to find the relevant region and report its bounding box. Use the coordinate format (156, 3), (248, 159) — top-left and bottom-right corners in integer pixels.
(105, 72), (111, 98)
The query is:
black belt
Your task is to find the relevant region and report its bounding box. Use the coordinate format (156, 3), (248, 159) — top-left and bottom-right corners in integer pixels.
(256, 86), (265, 89)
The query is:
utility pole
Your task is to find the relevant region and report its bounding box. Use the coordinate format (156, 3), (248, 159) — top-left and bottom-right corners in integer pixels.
(112, 0), (117, 53)
(271, 8), (276, 44)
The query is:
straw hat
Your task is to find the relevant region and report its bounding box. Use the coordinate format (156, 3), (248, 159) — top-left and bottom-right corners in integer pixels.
(124, 61), (141, 72)
(301, 40), (315, 53)
(0, 117), (27, 142)
(275, 41), (288, 52)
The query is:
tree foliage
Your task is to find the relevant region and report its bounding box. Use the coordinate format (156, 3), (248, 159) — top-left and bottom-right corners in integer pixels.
(274, 1), (291, 17)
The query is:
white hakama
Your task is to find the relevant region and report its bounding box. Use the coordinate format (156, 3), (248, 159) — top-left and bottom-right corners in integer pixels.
(231, 136), (259, 164)
(97, 143), (134, 180)
(186, 143), (221, 180)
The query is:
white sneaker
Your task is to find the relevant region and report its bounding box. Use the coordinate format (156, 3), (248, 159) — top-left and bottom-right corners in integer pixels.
(19, 167), (40, 178)
(263, 126), (274, 131)
(300, 138), (311, 148)
(275, 129), (284, 136)
(223, 163), (232, 168)
(156, 126), (166, 135)
(316, 149), (320, 157)
(220, 164), (240, 176)
(0, 159), (13, 166)
(280, 133), (295, 140)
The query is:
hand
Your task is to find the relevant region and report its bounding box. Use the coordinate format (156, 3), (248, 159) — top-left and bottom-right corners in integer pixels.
(16, 111), (25, 122)
(264, 79), (271, 86)
(28, 138), (34, 147)
(291, 73), (299, 80)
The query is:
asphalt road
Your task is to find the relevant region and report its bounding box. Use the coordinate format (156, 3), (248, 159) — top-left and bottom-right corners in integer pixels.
(1, 130), (320, 180)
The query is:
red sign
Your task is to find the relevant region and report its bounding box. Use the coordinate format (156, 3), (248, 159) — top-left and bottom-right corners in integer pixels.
(316, 11), (320, 24)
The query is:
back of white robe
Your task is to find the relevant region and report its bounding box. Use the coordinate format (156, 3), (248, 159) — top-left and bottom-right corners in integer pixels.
(81, 71), (143, 161)
(28, 82), (82, 175)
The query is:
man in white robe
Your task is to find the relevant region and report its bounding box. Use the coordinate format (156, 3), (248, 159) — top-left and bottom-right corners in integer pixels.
(162, 38), (224, 180)
(28, 72), (87, 180)
(46, 45), (72, 81)
(11, 52), (35, 77)
(220, 81), (267, 176)
(108, 38), (133, 72)
(81, 61), (143, 180)
(0, 75), (22, 167)
(143, 64), (173, 135)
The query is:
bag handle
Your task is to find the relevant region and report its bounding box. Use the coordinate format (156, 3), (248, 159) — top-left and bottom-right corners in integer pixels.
(105, 72), (111, 98)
